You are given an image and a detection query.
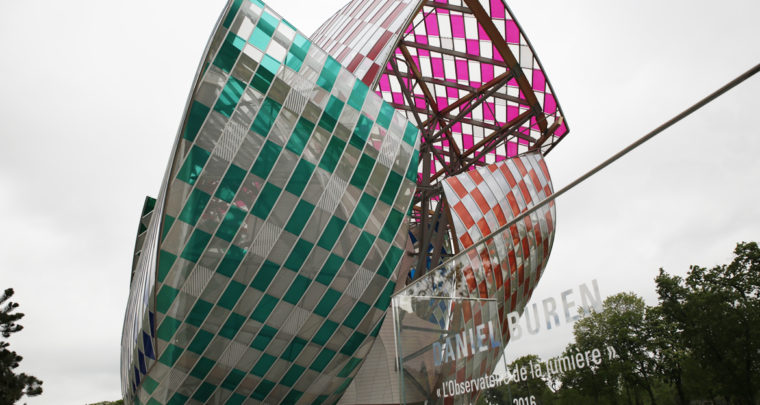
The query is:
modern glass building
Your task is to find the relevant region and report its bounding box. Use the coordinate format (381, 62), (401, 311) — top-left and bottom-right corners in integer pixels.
(121, 0), (567, 404)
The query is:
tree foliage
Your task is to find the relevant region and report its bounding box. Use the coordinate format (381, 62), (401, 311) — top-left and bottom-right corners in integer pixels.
(656, 241), (760, 404)
(0, 288), (43, 405)
(561, 293), (660, 404)
(480, 241), (760, 405)
(478, 355), (555, 405)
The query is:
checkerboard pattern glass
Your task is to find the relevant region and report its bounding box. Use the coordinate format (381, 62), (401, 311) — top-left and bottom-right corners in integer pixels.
(394, 152), (555, 402)
(312, 0), (568, 179)
(401, 152), (555, 330)
(123, 0), (571, 402)
(121, 0), (420, 403)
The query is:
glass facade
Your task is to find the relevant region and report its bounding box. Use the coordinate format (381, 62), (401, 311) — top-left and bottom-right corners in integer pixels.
(392, 296), (506, 404)
(312, 0), (568, 174)
(389, 153), (555, 404)
(121, 0), (569, 403)
(122, 0), (420, 403)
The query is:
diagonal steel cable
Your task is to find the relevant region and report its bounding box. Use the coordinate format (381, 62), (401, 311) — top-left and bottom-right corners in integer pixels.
(418, 62), (760, 279)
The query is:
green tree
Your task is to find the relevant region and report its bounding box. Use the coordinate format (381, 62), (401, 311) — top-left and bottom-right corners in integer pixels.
(656, 241), (760, 404)
(0, 288), (43, 405)
(558, 293), (661, 405)
(508, 354), (555, 402)
(645, 305), (691, 405)
(483, 241), (759, 404)
(478, 355), (555, 405)
(554, 342), (620, 405)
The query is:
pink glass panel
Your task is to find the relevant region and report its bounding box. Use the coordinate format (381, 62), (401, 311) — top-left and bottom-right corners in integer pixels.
(544, 94), (556, 114)
(463, 135), (474, 149)
(414, 97), (426, 110)
(490, 0), (505, 19)
(378, 75), (391, 92)
(451, 14), (465, 38)
(507, 105), (519, 121)
(455, 60), (468, 80)
(431, 57), (444, 78)
(466, 39), (479, 54)
(532, 70), (545, 91)
(492, 46), (504, 62)
(481, 64), (494, 81)
(483, 103), (495, 121)
(425, 13), (439, 36)
(556, 122), (567, 137)
(478, 23), (488, 40)
(507, 141), (517, 156)
(506, 20), (519, 44)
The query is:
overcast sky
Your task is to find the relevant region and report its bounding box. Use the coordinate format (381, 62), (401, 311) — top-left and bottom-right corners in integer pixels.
(1, 0), (758, 403)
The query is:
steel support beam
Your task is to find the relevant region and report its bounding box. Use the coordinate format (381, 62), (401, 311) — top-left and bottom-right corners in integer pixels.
(435, 71), (513, 119)
(384, 69), (525, 107)
(387, 56), (453, 173)
(397, 44), (464, 161)
(529, 116), (563, 152)
(426, 73), (512, 143)
(422, 1), (472, 14)
(388, 103), (499, 131)
(465, 111), (534, 167)
(461, 0), (547, 135)
(431, 108), (534, 180)
(400, 40), (509, 69)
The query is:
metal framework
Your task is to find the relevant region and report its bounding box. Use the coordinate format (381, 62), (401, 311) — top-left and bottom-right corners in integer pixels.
(356, 0), (570, 278)
(121, 0), (572, 403)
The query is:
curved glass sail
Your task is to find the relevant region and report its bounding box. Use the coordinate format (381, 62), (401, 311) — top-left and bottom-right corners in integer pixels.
(121, 0), (569, 403)
(391, 152), (555, 403)
(121, 0), (421, 403)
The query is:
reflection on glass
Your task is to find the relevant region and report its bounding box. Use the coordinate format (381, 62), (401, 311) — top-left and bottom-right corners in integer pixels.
(393, 294), (508, 404)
